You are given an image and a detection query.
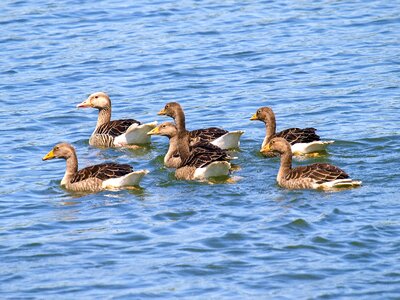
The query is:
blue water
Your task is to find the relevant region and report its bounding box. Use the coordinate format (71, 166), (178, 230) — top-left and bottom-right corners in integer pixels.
(1, 0), (400, 298)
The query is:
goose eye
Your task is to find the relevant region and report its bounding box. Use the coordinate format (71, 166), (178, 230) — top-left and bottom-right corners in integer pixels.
(54, 146), (59, 151)
(95, 95), (99, 99)
(166, 104), (169, 108)
(257, 110), (261, 114)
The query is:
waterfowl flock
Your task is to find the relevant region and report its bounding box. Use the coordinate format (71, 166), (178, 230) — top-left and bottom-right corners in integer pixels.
(42, 91), (362, 193)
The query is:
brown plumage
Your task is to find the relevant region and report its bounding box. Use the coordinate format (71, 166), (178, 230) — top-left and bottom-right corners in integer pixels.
(77, 92), (155, 147)
(148, 121), (231, 180)
(262, 137), (361, 190)
(42, 143), (147, 192)
(250, 106), (333, 156)
(158, 102), (243, 149)
(71, 162), (133, 183)
(95, 119), (140, 138)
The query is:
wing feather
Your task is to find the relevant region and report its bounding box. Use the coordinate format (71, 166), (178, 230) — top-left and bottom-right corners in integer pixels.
(181, 140), (230, 168)
(286, 163), (349, 184)
(71, 163), (133, 183)
(95, 119), (140, 137)
(190, 127), (228, 142)
(275, 127), (320, 144)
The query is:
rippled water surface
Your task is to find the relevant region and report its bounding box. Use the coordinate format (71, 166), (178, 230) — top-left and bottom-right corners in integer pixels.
(1, 0), (400, 298)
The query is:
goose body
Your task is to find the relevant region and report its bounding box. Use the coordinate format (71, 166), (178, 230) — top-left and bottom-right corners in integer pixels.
(158, 102), (244, 149)
(77, 92), (157, 148)
(250, 107), (333, 156)
(149, 121), (231, 180)
(42, 143), (148, 192)
(262, 137), (361, 190)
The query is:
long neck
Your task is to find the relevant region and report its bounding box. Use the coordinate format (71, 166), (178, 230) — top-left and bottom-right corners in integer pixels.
(62, 153), (78, 185)
(262, 115), (277, 148)
(277, 148), (292, 180)
(164, 135), (180, 167)
(96, 107), (111, 128)
(174, 107), (186, 132)
(174, 108), (190, 161)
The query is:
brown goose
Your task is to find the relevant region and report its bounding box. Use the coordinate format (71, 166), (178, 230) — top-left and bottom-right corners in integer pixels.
(148, 122), (231, 180)
(158, 102), (244, 149)
(42, 143), (148, 192)
(262, 137), (361, 190)
(77, 92), (157, 148)
(250, 106), (333, 156)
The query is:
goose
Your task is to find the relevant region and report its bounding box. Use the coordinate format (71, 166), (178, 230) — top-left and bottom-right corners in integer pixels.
(77, 92), (157, 148)
(250, 107), (333, 156)
(42, 143), (148, 192)
(147, 122), (235, 169)
(158, 102), (244, 149)
(149, 121), (231, 180)
(262, 137), (361, 190)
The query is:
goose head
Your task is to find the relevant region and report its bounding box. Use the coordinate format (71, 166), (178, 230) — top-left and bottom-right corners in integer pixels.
(77, 92), (111, 110)
(261, 137), (291, 155)
(157, 102), (183, 119)
(42, 143), (75, 161)
(147, 122), (177, 138)
(250, 107), (275, 124)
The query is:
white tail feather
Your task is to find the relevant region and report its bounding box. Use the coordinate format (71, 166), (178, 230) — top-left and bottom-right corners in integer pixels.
(318, 178), (362, 189)
(102, 170), (149, 189)
(291, 140), (334, 155)
(193, 161), (231, 180)
(211, 130), (244, 149)
(114, 121), (157, 146)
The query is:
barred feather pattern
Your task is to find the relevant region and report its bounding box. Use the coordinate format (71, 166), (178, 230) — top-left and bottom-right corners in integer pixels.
(274, 127), (320, 145)
(189, 127), (228, 143)
(286, 163), (349, 184)
(95, 119), (141, 137)
(71, 163), (133, 183)
(180, 140), (230, 168)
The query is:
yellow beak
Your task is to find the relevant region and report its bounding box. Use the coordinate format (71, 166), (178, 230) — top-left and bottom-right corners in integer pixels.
(76, 99), (92, 108)
(42, 149), (55, 161)
(157, 108), (167, 115)
(147, 126), (160, 135)
(260, 144), (271, 153)
(250, 113), (258, 121)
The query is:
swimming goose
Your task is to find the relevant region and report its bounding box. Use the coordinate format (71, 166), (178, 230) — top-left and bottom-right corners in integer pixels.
(149, 121), (231, 180)
(263, 137), (361, 190)
(147, 122), (234, 169)
(77, 92), (157, 148)
(42, 143), (148, 192)
(250, 107), (333, 156)
(158, 102), (244, 149)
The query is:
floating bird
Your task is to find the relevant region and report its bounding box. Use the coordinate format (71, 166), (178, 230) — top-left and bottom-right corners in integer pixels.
(42, 143), (148, 192)
(149, 122), (231, 180)
(77, 92), (157, 148)
(158, 102), (244, 149)
(250, 106), (333, 156)
(262, 137), (361, 190)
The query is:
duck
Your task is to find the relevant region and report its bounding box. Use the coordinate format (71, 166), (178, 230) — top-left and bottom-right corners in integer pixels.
(148, 122), (231, 180)
(157, 102), (244, 149)
(42, 143), (148, 192)
(77, 92), (157, 148)
(250, 106), (333, 156)
(262, 137), (361, 190)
